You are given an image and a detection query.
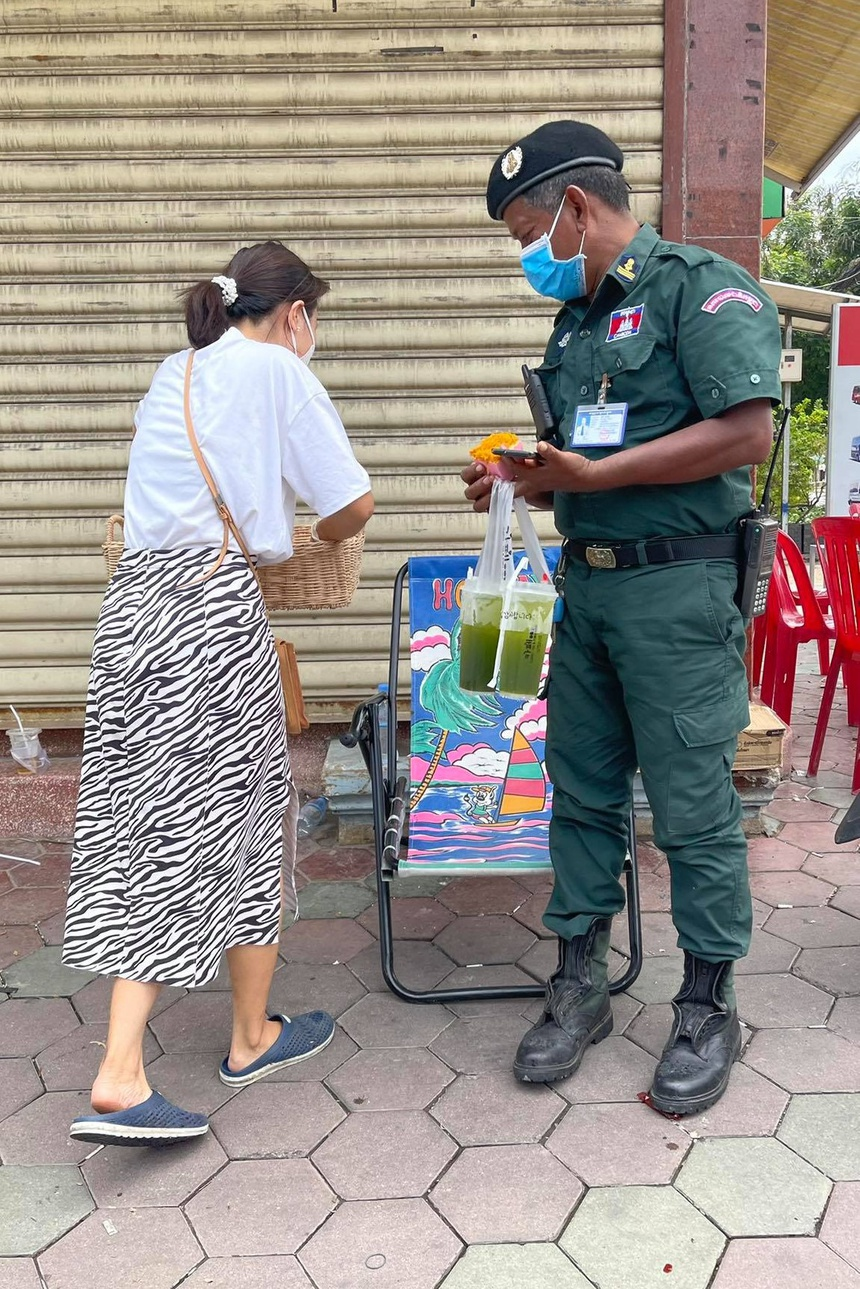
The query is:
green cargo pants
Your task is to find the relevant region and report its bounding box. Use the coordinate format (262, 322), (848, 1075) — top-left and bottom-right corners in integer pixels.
(544, 556), (752, 963)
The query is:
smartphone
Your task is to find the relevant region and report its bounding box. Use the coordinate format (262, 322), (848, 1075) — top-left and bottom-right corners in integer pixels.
(492, 448), (542, 463)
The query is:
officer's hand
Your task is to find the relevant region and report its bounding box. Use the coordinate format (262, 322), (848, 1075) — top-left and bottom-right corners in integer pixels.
(461, 461), (494, 513)
(504, 442), (595, 493)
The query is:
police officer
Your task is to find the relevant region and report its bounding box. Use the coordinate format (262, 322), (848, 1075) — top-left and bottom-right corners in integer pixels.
(462, 121), (780, 1115)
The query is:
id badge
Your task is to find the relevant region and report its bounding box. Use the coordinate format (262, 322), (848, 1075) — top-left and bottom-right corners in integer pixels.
(572, 402), (628, 448)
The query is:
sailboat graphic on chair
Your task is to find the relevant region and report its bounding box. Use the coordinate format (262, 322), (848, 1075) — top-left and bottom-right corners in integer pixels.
(490, 728), (547, 828)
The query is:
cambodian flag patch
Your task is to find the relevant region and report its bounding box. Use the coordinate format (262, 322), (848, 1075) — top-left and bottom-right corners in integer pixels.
(606, 304), (645, 342)
(701, 288), (763, 314)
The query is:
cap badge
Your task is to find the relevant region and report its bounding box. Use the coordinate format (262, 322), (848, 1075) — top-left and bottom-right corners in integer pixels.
(558, 331), (571, 349)
(501, 146), (523, 180)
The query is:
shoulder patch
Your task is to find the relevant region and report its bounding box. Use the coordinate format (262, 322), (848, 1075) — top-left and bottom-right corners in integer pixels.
(701, 288), (763, 314)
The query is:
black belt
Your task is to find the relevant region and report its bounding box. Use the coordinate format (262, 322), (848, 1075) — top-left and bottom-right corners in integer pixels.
(566, 533), (740, 571)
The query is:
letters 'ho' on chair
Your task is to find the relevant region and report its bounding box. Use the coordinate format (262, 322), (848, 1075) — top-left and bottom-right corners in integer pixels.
(343, 554), (643, 1005)
(808, 519), (860, 793)
(758, 531), (835, 726)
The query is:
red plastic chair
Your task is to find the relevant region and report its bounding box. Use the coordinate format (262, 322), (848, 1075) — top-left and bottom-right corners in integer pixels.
(808, 518), (860, 792)
(758, 532), (835, 726)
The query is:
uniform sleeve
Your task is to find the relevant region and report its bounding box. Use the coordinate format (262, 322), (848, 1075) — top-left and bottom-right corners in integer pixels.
(674, 261), (782, 419)
(281, 390), (372, 518)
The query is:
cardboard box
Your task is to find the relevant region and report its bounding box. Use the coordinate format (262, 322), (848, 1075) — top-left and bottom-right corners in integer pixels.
(734, 704), (788, 771)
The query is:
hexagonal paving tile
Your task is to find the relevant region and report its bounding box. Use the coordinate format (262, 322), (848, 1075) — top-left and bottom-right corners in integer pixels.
(794, 946), (860, 995)
(142, 1051), (240, 1116)
(431, 1072), (565, 1146)
(439, 1244), (592, 1289)
(779, 821), (858, 852)
(347, 941), (455, 993)
(430, 1144), (582, 1244)
(268, 961), (365, 1019)
(675, 1137), (832, 1236)
(711, 1237), (860, 1288)
(149, 992), (233, 1054)
(804, 852), (860, 885)
(211, 1082), (345, 1159)
(764, 796), (836, 823)
(548, 1100), (690, 1185)
(443, 966), (541, 1017)
(733, 930), (799, 975)
(312, 1109), (457, 1199)
(736, 973), (833, 1029)
(0, 1060), (42, 1124)
(280, 918), (375, 964)
(2, 948), (92, 998)
(0, 887), (67, 926)
(38, 1207), (202, 1289)
(612, 911), (682, 959)
(626, 956), (683, 1004)
(678, 1062), (789, 1137)
(765, 906), (860, 948)
(299, 1198), (462, 1289)
(0, 998), (80, 1057)
(326, 1047), (454, 1112)
(510, 892), (555, 939)
(35, 1022), (161, 1091)
(429, 1014), (530, 1076)
(637, 867), (672, 912)
(556, 1036), (657, 1104)
(829, 996), (860, 1045)
(436, 877), (529, 916)
(339, 993), (453, 1049)
(777, 1093), (860, 1180)
(821, 1182), (860, 1272)
(560, 1185), (725, 1289)
(83, 1130), (228, 1207)
(0, 929), (42, 971)
(0, 1259), (41, 1289)
(181, 1257), (313, 1288)
(0, 1091), (92, 1165)
(0, 1165), (93, 1257)
(358, 898), (455, 941)
(744, 1027), (860, 1092)
(35, 911), (65, 947)
(746, 836), (807, 871)
(297, 881), (375, 920)
(751, 871), (836, 907)
(186, 1160), (336, 1256)
(433, 916), (535, 967)
(300, 847), (375, 882)
(832, 886), (860, 918)
(625, 1002), (673, 1058)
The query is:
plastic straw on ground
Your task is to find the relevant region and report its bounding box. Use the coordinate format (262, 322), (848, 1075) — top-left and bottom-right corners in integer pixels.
(0, 852), (41, 866)
(9, 705), (25, 737)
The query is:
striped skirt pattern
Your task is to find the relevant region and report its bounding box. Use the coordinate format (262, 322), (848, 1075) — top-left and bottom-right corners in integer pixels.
(63, 547), (289, 988)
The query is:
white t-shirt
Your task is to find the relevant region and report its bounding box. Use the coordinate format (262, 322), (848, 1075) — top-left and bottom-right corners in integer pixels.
(124, 327), (371, 563)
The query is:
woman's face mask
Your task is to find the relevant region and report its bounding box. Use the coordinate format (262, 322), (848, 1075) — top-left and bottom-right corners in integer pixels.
(289, 306), (316, 365)
(520, 198), (587, 302)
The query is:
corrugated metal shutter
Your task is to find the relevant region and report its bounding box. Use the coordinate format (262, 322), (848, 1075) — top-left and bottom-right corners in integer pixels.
(0, 0), (663, 723)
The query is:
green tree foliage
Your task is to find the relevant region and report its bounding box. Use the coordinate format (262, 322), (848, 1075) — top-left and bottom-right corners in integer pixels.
(757, 399), (829, 522)
(762, 185), (860, 404)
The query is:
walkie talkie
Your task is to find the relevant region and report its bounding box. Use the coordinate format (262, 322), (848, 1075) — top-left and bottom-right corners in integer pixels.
(736, 409), (786, 620)
(522, 365), (563, 448)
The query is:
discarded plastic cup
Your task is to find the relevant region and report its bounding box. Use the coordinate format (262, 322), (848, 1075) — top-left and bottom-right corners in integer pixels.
(497, 583), (557, 698)
(7, 727), (45, 774)
(459, 581), (504, 692)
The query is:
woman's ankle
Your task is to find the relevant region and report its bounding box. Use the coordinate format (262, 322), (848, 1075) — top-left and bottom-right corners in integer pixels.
(228, 1017), (282, 1071)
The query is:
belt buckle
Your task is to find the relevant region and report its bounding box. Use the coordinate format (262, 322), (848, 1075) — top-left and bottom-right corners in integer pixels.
(585, 546), (617, 570)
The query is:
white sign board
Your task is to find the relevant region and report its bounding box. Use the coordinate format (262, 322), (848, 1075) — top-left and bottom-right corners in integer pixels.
(827, 302), (860, 517)
(779, 349), (803, 382)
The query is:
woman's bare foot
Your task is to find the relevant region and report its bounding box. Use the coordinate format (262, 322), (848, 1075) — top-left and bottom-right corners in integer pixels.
(227, 1017), (283, 1073)
(91, 1070), (152, 1115)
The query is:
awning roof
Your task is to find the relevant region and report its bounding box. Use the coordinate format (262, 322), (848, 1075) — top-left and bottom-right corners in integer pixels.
(765, 0), (860, 190)
(762, 279), (858, 333)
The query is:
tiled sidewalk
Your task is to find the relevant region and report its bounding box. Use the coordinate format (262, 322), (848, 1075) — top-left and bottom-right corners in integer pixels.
(0, 671), (859, 1289)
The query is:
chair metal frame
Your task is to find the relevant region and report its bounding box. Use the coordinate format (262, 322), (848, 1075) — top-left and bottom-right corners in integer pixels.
(342, 560), (644, 1006)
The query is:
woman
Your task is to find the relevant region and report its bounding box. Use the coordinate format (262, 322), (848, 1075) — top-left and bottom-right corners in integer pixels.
(63, 241), (374, 1145)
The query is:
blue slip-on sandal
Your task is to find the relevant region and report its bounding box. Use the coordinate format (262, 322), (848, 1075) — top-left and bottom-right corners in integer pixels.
(69, 1091), (209, 1147)
(219, 1011), (335, 1087)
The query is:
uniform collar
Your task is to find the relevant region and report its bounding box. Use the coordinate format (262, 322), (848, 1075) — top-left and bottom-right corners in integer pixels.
(603, 223), (660, 297)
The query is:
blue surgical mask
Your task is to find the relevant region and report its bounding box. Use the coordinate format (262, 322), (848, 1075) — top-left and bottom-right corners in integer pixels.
(520, 198), (587, 302)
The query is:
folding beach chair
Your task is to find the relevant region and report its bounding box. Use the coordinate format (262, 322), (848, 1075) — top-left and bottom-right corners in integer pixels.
(343, 553), (643, 1005)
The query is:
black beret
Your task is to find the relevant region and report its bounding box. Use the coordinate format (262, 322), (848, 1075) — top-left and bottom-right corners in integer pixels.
(486, 120), (624, 221)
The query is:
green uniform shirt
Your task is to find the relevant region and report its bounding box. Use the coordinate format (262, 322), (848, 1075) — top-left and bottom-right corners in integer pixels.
(537, 223), (782, 542)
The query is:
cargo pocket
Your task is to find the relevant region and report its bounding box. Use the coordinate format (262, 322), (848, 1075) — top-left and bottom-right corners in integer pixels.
(666, 692), (749, 834)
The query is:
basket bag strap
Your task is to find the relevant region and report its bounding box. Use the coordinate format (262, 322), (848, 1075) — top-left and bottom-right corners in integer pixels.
(183, 350), (262, 590)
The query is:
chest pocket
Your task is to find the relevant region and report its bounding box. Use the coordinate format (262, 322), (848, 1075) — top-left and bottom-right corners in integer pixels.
(591, 335), (674, 435)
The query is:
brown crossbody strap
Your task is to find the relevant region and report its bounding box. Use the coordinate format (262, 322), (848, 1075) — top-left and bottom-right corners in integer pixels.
(183, 351), (262, 590)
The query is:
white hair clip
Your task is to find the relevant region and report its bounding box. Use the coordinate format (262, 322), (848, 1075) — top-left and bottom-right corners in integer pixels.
(211, 275), (238, 306)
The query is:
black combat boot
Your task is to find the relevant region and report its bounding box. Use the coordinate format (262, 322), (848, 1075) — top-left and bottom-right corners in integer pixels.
(649, 952), (741, 1115)
(513, 917), (613, 1084)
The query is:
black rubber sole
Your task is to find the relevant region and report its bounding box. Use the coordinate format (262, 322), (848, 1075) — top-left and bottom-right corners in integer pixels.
(513, 1011), (614, 1084)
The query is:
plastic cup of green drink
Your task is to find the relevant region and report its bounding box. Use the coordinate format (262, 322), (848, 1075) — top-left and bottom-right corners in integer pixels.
(497, 583), (557, 698)
(459, 581), (504, 691)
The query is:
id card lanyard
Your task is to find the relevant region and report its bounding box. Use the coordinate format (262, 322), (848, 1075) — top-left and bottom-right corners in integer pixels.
(572, 373), (628, 448)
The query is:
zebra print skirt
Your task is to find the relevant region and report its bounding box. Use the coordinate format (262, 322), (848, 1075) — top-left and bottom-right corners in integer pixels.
(63, 547), (289, 988)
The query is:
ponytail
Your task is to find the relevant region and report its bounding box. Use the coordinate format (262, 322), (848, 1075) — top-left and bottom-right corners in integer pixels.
(180, 241), (330, 350)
